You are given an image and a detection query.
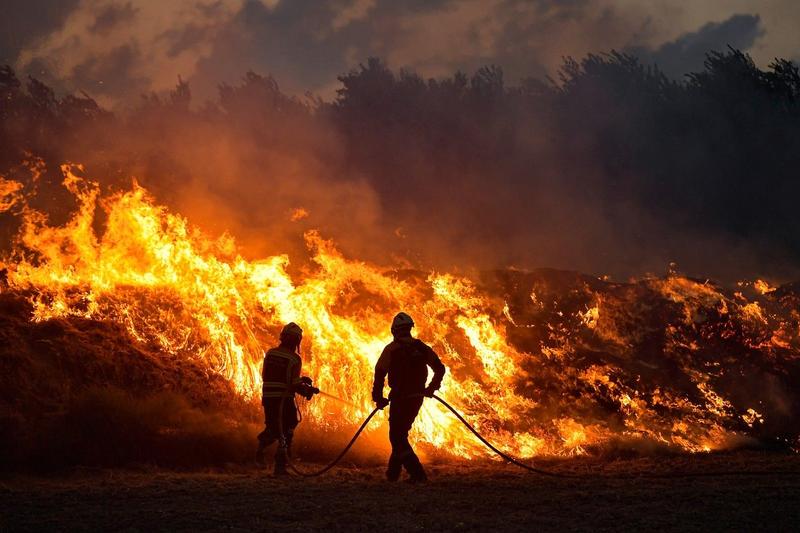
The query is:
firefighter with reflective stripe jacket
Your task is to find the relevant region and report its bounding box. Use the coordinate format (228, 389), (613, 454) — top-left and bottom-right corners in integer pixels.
(372, 312), (446, 483)
(256, 322), (318, 474)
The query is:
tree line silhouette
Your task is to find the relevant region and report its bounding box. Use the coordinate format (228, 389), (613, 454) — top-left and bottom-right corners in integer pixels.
(1, 48), (799, 279)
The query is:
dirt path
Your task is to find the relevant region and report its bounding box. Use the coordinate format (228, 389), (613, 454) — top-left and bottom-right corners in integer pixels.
(2, 454), (800, 531)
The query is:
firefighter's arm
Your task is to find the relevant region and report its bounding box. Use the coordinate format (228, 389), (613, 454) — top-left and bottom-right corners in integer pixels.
(424, 346), (446, 396)
(372, 347), (392, 407)
(289, 357), (302, 391)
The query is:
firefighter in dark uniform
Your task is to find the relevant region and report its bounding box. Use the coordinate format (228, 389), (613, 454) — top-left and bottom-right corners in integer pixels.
(256, 322), (317, 474)
(372, 312), (446, 483)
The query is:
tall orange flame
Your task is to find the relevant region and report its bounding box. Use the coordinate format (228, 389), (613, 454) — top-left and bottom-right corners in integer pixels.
(2, 164), (797, 457)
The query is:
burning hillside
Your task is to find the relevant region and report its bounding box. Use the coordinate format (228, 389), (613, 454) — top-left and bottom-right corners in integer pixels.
(1, 164), (799, 469)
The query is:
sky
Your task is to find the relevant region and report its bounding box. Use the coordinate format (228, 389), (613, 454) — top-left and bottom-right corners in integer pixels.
(2, 0), (799, 107)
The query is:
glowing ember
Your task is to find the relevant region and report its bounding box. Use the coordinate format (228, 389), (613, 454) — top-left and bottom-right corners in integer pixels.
(754, 279), (776, 295)
(0, 177), (23, 212)
(290, 208), (309, 221)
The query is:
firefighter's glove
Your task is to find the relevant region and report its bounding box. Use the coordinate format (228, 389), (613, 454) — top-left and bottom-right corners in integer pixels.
(375, 397), (390, 410)
(424, 385), (437, 398)
(297, 380), (319, 400)
(300, 386), (319, 401)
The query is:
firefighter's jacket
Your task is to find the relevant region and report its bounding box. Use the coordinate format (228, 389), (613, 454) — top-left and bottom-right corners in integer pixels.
(372, 336), (445, 400)
(262, 346), (302, 402)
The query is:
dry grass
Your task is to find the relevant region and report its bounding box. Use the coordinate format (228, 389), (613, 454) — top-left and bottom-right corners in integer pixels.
(2, 452), (799, 531)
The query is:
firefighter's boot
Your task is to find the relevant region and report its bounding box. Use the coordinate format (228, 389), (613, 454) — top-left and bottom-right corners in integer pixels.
(404, 453), (428, 484)
(255, 437), (275, 465)
(274, 440), (289, 476)
(386, 453), (403, 482)
(284, 430), (294, 459)
(255, 445), (265, 465)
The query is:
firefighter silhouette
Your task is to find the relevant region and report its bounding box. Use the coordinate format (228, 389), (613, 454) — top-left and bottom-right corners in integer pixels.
(256, 322), (318, 474)
(372, 312), (446, 482)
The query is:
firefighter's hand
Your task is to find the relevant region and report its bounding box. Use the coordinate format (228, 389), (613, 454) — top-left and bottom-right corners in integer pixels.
(424, 385), (437, 398)
(301, 387), (317, 400)
(298, 383), (319, 400)
(375, 397), (390, 409)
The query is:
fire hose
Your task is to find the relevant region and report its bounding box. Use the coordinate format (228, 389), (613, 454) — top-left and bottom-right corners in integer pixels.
(431, 394), (575, 478)
(280, 401), (381, 477)
(277, 392), (572, 478)
(277, 393), (800, 479)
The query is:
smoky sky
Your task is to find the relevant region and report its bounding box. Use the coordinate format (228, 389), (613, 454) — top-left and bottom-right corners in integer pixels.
(627, 14), (765, 79)
(0, 0), (79, 64)
(3, 1), (800, 284)
(3, 0), (800, 106)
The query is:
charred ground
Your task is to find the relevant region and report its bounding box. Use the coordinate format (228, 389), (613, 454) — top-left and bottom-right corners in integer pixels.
(2, 455), (800, 531)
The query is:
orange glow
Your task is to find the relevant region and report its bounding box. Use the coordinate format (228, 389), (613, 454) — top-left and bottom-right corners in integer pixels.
(290, 207), (309, 221)
(1, 164), (798, 458)
(0, 177), (23, 211)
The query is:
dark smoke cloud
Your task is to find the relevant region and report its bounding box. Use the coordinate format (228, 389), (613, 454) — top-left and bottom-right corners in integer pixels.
(89, 2), (138, 34)
(628, 14), (765, 79)
(4, 45), (800, 282)
(71, 44), (150, 98)
(5, 1), (798, 106)
(2, 2), (800, 283)
(190, 0), (359, 97)
(0, 0), (78, 64)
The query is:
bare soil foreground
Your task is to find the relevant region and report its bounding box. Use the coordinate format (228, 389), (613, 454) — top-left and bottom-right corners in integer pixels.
(2, 452), (800, 532)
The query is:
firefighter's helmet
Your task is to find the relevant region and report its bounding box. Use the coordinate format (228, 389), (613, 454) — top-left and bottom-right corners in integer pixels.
(280, 322), (303, 341)
(391, 312), (414, 332)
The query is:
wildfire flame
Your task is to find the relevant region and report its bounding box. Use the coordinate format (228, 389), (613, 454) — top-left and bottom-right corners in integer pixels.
(1, 164), (799, 458)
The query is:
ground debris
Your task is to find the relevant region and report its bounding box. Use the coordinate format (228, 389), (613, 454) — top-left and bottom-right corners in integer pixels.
(2, 453), (799, 531)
